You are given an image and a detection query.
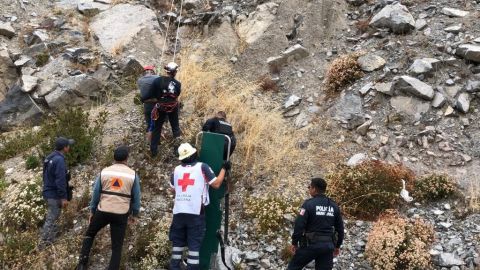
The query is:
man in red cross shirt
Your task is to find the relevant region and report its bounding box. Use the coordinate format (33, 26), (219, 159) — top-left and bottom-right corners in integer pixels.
(168, 143), (229, 270)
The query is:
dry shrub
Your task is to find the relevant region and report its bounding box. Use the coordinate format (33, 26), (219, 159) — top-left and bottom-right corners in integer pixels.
(324, 52), (363, 96)
(257, 74), (279, 92)
(365, 210), (434, 270)
(467, 178), (480, 212)
(414, 174), (458, 202)
(178, 59), (304, 187)
(326, 160), (415, 220)
(132, 217), (172, 269)
(355, 17), (371, 33)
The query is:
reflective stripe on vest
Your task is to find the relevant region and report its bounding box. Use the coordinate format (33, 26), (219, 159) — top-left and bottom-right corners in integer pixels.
(98, 164), (136, 215)
(172, 163), (209, 215)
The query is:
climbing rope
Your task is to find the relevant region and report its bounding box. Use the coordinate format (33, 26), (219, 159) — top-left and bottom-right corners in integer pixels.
(159, 0), (177, 70)
(172, 0), (184, 62)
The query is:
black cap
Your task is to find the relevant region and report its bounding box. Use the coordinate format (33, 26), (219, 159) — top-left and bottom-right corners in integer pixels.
(114, 145), (129, 162)
(55, 137), (75, 151)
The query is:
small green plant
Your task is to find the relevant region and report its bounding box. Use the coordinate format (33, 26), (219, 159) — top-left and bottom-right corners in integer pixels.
(0, 177), (46, 230)
(414, 174), (458, 202)
(0, 166), (7, 195)
(132, 217), (172, 269)
(0, 130), (41, 162)
(244, 195), (301, 235)
(25, 154), (40, 170)
(365, 210), (434, 270)
(326, 160), (415, 220)
(35, 53), (50, 67)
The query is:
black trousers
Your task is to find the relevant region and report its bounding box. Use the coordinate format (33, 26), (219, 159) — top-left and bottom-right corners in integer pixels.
(144, 103), (155, 132)
(150, 106), (181, 156)
(78, 210), (129, 270)
(287, 243), (334, 270)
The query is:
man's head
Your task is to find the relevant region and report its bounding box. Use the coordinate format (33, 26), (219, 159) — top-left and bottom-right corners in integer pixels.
(216, 111), (227, 120)
(309, 177), (327, 196)
(114, 145), (129, 163)
(178, 143), (197, 162)
(143, 65), (156, 76)
(164, 62), (179, 77)
(55, 137), (74, 152)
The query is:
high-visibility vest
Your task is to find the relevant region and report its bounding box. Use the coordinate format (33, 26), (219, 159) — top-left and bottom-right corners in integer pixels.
(172, 163), (210, 215)
(98, 164), (136, 215)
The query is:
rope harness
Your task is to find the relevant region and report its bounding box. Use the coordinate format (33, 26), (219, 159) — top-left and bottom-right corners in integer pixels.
(148, 100), (179, 132)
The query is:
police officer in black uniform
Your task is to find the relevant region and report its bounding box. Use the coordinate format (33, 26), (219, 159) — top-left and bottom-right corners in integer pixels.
(202, 111), (236, 160)
(287, 177), (344, 270)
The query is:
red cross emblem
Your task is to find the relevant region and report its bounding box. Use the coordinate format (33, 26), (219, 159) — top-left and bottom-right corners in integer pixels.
(178, 173), (195, 192)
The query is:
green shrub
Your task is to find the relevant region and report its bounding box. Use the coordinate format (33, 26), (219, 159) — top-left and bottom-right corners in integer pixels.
(0, 177), (46, 230)
(414, 174), (458, 202)
(244, 195), (301, 235)
(0, 131), (40, 162)
(39, 108), (107, 167)
(0, 166), (7, 195)
(132, 217), (172, 269)
(365, 210), (434, 270)
(35, 53), (50, 67)
(0, 230), (38, 267)
(326, 160), (415, 220)
(25, 154), (41, 170)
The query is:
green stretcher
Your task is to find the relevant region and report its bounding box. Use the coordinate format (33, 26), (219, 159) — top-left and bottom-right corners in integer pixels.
(197, 132), (231, 270)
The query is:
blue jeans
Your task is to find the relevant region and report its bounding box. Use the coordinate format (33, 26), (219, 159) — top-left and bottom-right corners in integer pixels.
(41, 199), (62, 244)
(169, 213), (206, 270)
(287, 242), (334, 270)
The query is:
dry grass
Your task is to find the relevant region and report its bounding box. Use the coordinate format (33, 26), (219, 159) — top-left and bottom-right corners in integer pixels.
(82, 17), (91, 42)
(257, 74), (279, 92)
(355, 17), (371, 34)
(467, 178), (480, 212)
(178, 59), (305, 187)
(111, 40), (126, 56)
(323, 52), (363, 98)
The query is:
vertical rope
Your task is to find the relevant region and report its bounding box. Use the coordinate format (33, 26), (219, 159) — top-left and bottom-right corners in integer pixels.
(159, 0), (177, 70)
(172, 0), (184, 62)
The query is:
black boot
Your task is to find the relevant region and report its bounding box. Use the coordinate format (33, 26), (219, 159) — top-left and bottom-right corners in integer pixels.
(76, 262), (87, 270)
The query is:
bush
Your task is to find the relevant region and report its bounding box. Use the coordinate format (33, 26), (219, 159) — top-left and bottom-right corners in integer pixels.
(244, 195), (301, 235)
(0, 130), (41, 162)
(0, 166), (6, 195)
(365, 210), (434, 270)
(324, 52), (363, 95)
(326, 160), (415, 220)
(35, 53), (50, 67)
(133, 217), (172, 269)
(0, 177), (46, 230)
(0, 230), (38, 267)
(39, 108), (107, 167)
(25, 154), (41, 170)
(414, 174), (458, 202)
(257, 74), (279, 92)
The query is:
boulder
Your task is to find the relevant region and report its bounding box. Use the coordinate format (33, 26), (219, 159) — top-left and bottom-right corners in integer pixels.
(118, 57), (143, 77)
(21, 75), (39, 93)
(357, 54), (386, 72)
(441, 7), (469, 17)
(35, 57), (71, 96)
(0, 49), (18, 102)
(415, 19), (427, 30)
(456, 93), (470, 113)
(456, 44), (480, 63)
(267, 44), (309, 68)
(439, 252), (465, 266)
(392, 76), (434, 100)
(77, 2), (104, 17)
(237, 2), (279, 44)
(330, 92), (364, 129)
(465, 80), (480, 92)
(0, 21), (15, 38)
(390, 96), (430, 118)
(14, 55), (32, 67)
(408, 58), (440, 75)
(356, 120), (372, 136)
(44, 74), (103, 109)
(375, 82), (394, 96)
(369, 3), (415, 34)
(444, 23), (463, 34)
(431, 92), (446, 108)
(90, 4), (159, 54)
(25, 30), (49, 46)
(0, 85), (43, 130)
(284, 94), (301, 109)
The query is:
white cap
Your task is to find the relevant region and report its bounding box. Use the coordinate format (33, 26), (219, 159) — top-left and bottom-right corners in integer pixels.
(165, 62), (179, 72)
(178, 143), (197, 160)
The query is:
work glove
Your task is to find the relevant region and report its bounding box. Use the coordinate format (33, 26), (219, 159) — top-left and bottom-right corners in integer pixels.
(222, 160), (231, 171)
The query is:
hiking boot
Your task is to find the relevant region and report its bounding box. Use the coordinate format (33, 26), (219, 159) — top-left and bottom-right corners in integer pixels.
(76, 263), (88, 270)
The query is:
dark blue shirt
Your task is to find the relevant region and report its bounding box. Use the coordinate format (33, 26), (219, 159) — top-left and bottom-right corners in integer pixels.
(42, 151), (68, 200)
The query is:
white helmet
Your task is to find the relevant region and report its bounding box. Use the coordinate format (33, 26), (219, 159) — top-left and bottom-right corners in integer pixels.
(165, 62), (179, 73)
(178, 143), (197, 160)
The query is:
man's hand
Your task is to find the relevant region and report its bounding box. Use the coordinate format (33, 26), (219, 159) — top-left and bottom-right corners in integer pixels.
(222, 160), (231, 171)
(289, 245), (297, 255)
(333, 248), (340, 257)
(61, 199), (68, 208)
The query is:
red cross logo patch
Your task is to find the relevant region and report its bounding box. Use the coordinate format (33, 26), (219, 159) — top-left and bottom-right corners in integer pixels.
(178, 173), (195, 192)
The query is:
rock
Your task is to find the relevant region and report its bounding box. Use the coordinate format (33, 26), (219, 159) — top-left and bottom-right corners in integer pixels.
(90, 4), (159, 54)
(359, 82), (373, 95)
(118, 57), (143, 77)
(439, 252), (465, 266)
(245, 251), (259, 261)
(375, 82), (394, 96)
(347, 153), (368, 166)
(456, 44), (480, 63)
(295, 112), (310, 128)
(0, 49), (17, 102)
(390, 96), (430, 118)
(0, 22), (15, 38)
(25, 30), (49, 46)
(284, 94), (301, 109)
(21, 75), (39, 93)
(14, 55), (32, 67)
(237, 2), (279, 44)
(444, 23), (463, 34)
(356, 120), (372, 136)
(456, 93), (470, 113)
(217, 246), (242, 270)
(0, 85), (43, 130)
(35, 57), (71, 96)
(369, 3), (415, 34)
(431, 92), (446, 108)
(184, 0), (200, 10)
(415, 19), (427, 30)
(392, 76), (434, 100)
(267, 44), (309, 69)
(445, 79), (455, 86)
(283, 108), (301, 117)
(357, 54), (386, 72)
(330, 92), (364, 129)
(44, 74), (103, 109)
(78, 2), (102, 17)
(444, 106), (455, 116)
(408, 58), (440, 75)
(465, 80), (480, 92)
(441, 7), (469, 17)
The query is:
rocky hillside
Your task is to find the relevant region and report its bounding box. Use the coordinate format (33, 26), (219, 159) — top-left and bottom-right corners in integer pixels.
(0, 0), (479, 269)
